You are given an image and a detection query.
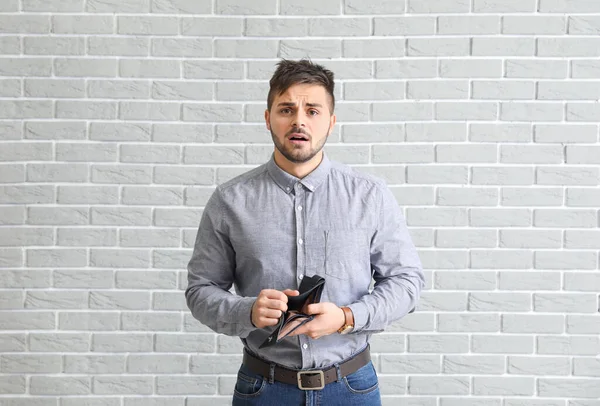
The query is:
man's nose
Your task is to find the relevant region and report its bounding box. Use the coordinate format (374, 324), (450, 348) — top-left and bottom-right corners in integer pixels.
(291, 111), (306, 128)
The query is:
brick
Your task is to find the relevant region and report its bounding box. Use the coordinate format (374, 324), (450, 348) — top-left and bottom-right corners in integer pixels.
(345, 81), (405, 101)
(0, 291), (24, 310)
(499, 271), (561, 290)
(567, 146), (600, 164)
(120, 145), (180, 164)
(501, 145), (563, 164)
(500, 230), (561, 249)
(26, 121), (86, 140)
(56, 101), (116, 120)
(116, 270), (177, 289)
(373, 102), (433, 121)
(472, 80), (534, 100)
(435, 271), (496, 290)
(377, 60), (438, 79)
(506, 59), (567, 79)
(538, 336), (600, 355)
(52, 15), (112, 34)
(120, 59), (180, 79)
(441, 59), (502, 78)
(30, 333), (89, 352)
(509, 356), (570, 376)
(87, 0), (149, 12)
(537, 166), (600, 186)
(419, 250), (468, 270)
(185, 187), (215, 207)
(535, 251), (597, 270)
(574, 358), (600, 377)
(0, 0), (18, 11)
(156, 333), (215, 353)
(25, 290), (88, 309)
(64, 355), (126, 374)
(471, 250), (532, 269)
(0, 122), (22, 141)
(469, 292), (530, 312)
(534, 209), (597, 227)
(501, 102), (563, 122)
(92, 165), (152, 184)
(184, 61), (243, 79)
(310, 18), (369, 36)
(407, 123), (466, 142)
(30, 376), (90, 395)
(539, 81), (600, 100)
(572, 59), (600, 78)
(436, 145), (497, 163)
(90, 123), (150, 142)
(152, 37), (212, 57)
(88, 80), (150, 99)
(27, 163), (88, 183)
(342, 124), (404, 143)
(183, 146), (244, 164)
(120, 102), (181, 121)
(0, 142), (52, 161)
(0, 164), (24, 183)
(374, 17), (434, 36)
(89, 36), (149, 57)
(120, 228), (179, 248)
(0, 15), (50, 33)
(436, 229), (497, 248)
(540, 0), (600, 12)
(568, 103), (600, 122)
(57, 185), (118, 204)
(408, 334), (468, 353)
(27, 207), (88, 225)
(53, 269), (113, 289)
(501, 187), (563, 206)
(57, 228), (116, 247)
(0, 206), (25, 225)
(90, 249), (150, 268)
(92, 333), (153, 352)
(438, 314), (500, 333)
(502, 315), (563, 334)
(91, 207), (152, 226)
(152, 81), (212, 101)
(0, 101), (52, 119)
(438, 16), (500, 34)
(0, 248), (23, 267)
(154, 124), (212, 143)
(153, 249), (190, 269)
(151, 0), (211, 13)
(216, 81), (268, 102)
(1, 354), (61, 373)
(373, 145), (433, 164)
(280, 0), (339, 14)
(472, 335), (533, 354)
(153, 292), (187, 311)
(418, 292), (467, 312)
(0, 57), (50, 76)
(0, 79), (20, 97)
(473, 377), (534, 396)
(436, 102), (498, 121)
(381, 354), (440, 374)
(538, 38), (600, 57)
(443, 355), (504, 374)
(55, 57), (116, 77)
(24, 36), (83, 55)
(371, 334), (406, 352)
(472, 167), (534, 185)
(127, 354), (187, 373)
(154, 166), (213, 186)
(407, 208), (467, 226)
(216, 39), (278, 58)
(408, 80), (468, 100)
(153, 208), (202, 227)
(344, 39), (405, 58)
(408, 0), (469, 12)
(27, 248), (87, 268)
(280, 39), (341, 58)
(390, 186), (433, 204)
(565, 231), (600, 249)
(118, 16), (177, 35)
(94, 376), (153, 395)
(409, 376), (469, 395)
(59, 312), (120, 331)
(539, 378), (600, 398)
(407, 166), (468, 184)
(536, 124), (598, 143)
(157, 376), (217, 395)
(90, 291), (151, 310)
(182, 103), (242, 122)
(407, 38), (469, 56)
(125, 399), (185, 406)
(474, 0), (536, 12)
(535, 293), (597, 313)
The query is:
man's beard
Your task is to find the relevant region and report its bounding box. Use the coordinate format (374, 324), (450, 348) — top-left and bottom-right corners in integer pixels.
(270, 128), (329, 164)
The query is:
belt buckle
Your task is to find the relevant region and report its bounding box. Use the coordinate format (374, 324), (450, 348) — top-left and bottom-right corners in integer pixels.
(297, 370), (325, 390)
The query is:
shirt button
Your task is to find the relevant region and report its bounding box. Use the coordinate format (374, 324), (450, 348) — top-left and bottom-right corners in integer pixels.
(298, 274), (304, 280)
(296, 184), (301, 189)
(298, 238), (303, 245)
(302, 343), (308, 349)
(286, 187), (290, 191)
(297, 206), (302, 211)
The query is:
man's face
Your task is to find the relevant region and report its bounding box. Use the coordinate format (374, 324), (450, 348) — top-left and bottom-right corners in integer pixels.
(265, 83), (336, 165)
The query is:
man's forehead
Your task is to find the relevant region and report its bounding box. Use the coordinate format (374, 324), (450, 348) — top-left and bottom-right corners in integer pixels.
(276, 84), (328, 102)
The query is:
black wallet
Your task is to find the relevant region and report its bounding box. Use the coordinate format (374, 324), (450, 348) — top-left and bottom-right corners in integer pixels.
(259, 275), (325, 348)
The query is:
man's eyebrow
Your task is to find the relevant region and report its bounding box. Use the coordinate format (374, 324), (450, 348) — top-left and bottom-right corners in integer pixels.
(276, 102), (323, 108)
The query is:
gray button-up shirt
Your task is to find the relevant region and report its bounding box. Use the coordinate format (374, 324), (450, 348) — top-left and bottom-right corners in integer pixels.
(186, 154), (424, 369)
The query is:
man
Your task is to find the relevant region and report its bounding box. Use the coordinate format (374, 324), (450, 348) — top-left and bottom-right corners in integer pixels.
(186, 59), (424, 405)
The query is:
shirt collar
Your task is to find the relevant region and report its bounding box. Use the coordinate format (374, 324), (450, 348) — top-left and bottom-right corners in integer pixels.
(266, 153), (332, 193)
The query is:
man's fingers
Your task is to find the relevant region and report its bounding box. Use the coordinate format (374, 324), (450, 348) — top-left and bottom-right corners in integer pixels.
(306, 303), (324, 315)
(282, 289), (300, 296)
(260, 289), (288, 302)
(259, 308), (284, 320)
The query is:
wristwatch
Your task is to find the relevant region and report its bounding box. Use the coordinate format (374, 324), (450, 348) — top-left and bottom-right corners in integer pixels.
(337, 306), (354, 334)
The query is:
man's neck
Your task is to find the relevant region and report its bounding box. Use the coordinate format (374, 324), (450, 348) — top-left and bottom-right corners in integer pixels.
(273, 150), (323, 179)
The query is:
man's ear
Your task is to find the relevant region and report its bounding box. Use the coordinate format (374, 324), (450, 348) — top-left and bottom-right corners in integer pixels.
(264, 109), (271, 131)
(328, 114), (336, 135)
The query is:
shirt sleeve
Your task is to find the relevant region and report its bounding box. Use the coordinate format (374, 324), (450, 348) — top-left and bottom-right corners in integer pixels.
(185, 188), (258, 338)
(347, 184), (425, 333)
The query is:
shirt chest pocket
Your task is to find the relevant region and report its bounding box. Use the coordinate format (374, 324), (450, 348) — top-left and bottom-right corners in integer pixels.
(307, 229), (370, 280)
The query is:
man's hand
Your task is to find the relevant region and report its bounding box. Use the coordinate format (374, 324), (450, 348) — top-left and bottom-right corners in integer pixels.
(251, 289), (299, 329)
(287, 302), (345, 339)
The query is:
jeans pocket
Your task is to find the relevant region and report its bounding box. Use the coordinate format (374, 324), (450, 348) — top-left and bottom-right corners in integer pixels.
(233, 367), (266, 398)
(343, 362), (379, 394)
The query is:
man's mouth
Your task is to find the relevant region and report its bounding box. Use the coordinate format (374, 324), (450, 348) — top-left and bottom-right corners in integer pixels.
(288, 133), (309, 142)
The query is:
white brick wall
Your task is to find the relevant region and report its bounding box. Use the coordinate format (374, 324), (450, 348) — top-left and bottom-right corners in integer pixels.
(1, 0), (599, 404)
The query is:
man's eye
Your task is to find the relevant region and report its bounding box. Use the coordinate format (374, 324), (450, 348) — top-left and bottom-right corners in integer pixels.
(280, 108), (291, 114)
(309, 110), (319, 116)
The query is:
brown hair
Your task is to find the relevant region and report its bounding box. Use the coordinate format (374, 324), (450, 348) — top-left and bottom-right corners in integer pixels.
(267, 59), (335, 113)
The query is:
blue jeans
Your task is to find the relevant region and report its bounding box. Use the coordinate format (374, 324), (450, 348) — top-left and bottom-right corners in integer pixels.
(231, 360), (381, 406)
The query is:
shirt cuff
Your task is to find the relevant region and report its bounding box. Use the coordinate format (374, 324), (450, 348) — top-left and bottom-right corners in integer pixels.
(236, 296), (259, 338)
(347, 302), (368, 332)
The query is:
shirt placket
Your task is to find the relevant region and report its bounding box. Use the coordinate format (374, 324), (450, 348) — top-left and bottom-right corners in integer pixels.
(294, 182), (311, 367)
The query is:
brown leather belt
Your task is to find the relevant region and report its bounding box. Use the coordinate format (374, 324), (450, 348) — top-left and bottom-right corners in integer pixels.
(242, 346), (371, 390)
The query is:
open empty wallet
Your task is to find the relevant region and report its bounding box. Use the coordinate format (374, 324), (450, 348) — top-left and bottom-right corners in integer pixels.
(259, 275), (325, 348)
